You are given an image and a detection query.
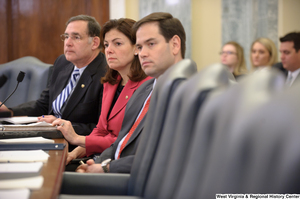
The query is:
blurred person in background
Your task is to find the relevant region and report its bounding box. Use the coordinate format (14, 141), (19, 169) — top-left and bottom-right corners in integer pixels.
(220, 41), (248, 79)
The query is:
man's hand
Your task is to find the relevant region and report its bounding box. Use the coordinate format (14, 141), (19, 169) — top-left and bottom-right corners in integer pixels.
(0, 102), (13, 115)
(38, 115), (57, 123)
(76, 159), (105, 173)
(52, 118), (85, 146)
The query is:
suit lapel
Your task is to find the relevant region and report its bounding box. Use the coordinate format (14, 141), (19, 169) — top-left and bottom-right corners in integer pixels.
(116, 79), (154, 149)
(52, 63), (73, 100)
(61, 54), (101, 118)
(108, 79), (142, 121)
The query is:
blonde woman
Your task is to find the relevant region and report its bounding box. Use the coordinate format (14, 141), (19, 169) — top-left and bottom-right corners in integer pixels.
(250, 37), (278, 70)
(220, 41), (248, 79)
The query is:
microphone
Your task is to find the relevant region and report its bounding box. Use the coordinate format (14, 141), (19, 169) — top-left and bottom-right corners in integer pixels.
(0, 74), (7, 88)
(0, 71), (26, 108)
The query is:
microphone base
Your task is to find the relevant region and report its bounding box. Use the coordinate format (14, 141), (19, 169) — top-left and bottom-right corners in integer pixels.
(0, 111), (12, 118)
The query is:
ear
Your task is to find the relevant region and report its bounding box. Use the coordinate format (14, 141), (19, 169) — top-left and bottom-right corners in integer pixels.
(170, 35), (181, 56)
(92, 36), (101, 50)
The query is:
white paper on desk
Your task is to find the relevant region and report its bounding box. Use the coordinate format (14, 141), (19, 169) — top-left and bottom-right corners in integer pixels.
(0, 176), (43, 190)
(0, 121), (52, 128)
(0, 137), (54, 144)
(0, 162), (43, 173)
(0, 150), (49, 163)
(0, 116), (38, 124)
(0, 188), (30, 199)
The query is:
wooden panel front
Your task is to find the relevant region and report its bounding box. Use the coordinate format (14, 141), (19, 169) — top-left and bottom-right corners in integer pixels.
(0, 0), (109, 65)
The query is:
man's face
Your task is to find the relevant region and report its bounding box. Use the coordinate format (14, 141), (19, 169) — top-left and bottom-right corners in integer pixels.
(136, 22), (175, 79)
(63, 20), (95, 67)
(280, 41), (300, 72)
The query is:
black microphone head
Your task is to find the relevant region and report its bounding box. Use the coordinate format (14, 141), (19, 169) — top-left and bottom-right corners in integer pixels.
(17, 71), (25, 82)
(0, 74), (7, 88)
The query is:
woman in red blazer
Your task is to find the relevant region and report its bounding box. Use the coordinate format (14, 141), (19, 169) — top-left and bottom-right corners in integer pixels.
(53, 18), (152, 165)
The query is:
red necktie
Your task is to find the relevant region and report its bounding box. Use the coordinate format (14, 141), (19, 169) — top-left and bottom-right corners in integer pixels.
(118, 96), (151, 159)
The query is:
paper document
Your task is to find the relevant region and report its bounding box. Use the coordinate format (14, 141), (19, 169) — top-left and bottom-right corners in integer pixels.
(0, 162), (43, 179)
(0, 189), (30, 199)
(0, 162), (43, 173)
(0, 137), (54, 144)
(0, 121), (56, 132)
(0, 176), (43, 190)
(0, 117), (38, 124)
(0, 150), (49, 163)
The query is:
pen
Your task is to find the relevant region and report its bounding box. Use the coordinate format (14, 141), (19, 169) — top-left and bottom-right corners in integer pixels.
(42, 115), (44, 118)
(79, 160), (84, 165)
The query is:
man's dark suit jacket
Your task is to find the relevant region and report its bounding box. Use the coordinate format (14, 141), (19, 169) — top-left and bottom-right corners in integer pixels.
(11, 52), (107, 138)
(96, 78), (155, 173)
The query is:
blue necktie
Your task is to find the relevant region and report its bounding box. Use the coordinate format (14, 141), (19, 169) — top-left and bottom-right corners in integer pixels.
(52, 69), (80, 118)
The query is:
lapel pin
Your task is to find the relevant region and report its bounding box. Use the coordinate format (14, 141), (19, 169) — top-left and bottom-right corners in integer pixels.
(81, 84), (85, 88)
(125, 95), (128, 99)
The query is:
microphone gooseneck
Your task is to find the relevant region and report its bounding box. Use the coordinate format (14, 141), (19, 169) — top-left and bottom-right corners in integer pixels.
(0, 71), (26, 108)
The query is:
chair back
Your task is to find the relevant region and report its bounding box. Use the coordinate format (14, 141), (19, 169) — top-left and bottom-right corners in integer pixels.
(142, 63), (234, 199)
(176, 68), (285, 198)
(0, 56), (52, 107)
(128, 59), (197, 196)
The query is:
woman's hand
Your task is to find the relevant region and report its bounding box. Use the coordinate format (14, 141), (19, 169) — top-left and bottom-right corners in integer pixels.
(52, 119), (85, 146)
(66, 146), (86, 165)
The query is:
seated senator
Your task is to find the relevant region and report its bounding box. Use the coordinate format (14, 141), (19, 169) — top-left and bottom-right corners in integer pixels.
(52, 18), (152, 169)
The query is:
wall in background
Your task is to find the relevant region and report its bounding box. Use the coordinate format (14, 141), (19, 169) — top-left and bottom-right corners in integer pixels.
(0, 0), (109, 64)
(115, 0), (300, 71)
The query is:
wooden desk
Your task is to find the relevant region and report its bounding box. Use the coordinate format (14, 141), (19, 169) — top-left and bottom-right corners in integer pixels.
(30, 139), (67, 199)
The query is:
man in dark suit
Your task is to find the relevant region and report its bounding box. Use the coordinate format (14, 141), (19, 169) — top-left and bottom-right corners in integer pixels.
(279, 32), (300, 86)
(76, 12), (186, 173)
(0, 15), (106, 150)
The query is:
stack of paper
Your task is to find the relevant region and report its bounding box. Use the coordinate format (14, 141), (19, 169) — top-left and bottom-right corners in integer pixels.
(0, 121), (56, 132)
(0, 162), (43, 179)
(0, 150), (49, 163)
(0, 189), (30, 199)
(0, 137), (54, 144)
(0, 116), (39, 124)
(0, 154), (47, 195)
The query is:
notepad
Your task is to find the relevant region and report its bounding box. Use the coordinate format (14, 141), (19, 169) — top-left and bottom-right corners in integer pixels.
(0, 150), (49, 163)
(0, 162), (43, 179)
(0, 121), (57, 132)
(0, 117), (38, 124)
(0, 137), (54, 144)
(0, 176), (43, 190)
(0, 189), (30, 199)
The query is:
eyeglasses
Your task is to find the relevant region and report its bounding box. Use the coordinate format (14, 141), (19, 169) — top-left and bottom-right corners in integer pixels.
(60, 34), (83, 42)
(219, 51), (237, 55)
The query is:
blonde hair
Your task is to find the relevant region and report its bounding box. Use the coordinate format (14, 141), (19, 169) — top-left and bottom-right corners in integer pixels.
(223, 41), (248, 76)
(250, 37), (278, 69)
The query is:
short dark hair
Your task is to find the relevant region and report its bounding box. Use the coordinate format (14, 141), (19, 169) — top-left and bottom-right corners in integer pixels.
(100, 18), (147, 85)
(280, 32), (300, 52)
(132, 12), (186, 58)
(66, 15), (101, 48)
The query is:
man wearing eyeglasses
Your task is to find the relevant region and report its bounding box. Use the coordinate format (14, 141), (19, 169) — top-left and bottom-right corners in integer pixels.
(0, 15), (107, 151)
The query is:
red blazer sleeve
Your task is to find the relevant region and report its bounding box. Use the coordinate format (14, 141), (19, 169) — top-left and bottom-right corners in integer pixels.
(85, 76), (153, 156)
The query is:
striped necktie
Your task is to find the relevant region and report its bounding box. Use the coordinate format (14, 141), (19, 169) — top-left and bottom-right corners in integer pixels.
(117, 96), (151, 159)
(52, 69), (80, 118)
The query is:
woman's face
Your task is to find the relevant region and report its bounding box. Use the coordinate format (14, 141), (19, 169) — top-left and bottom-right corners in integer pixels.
(104, 29), (135, 73)
(251, 42), (271, 67)
(220, 44), (238, 71)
